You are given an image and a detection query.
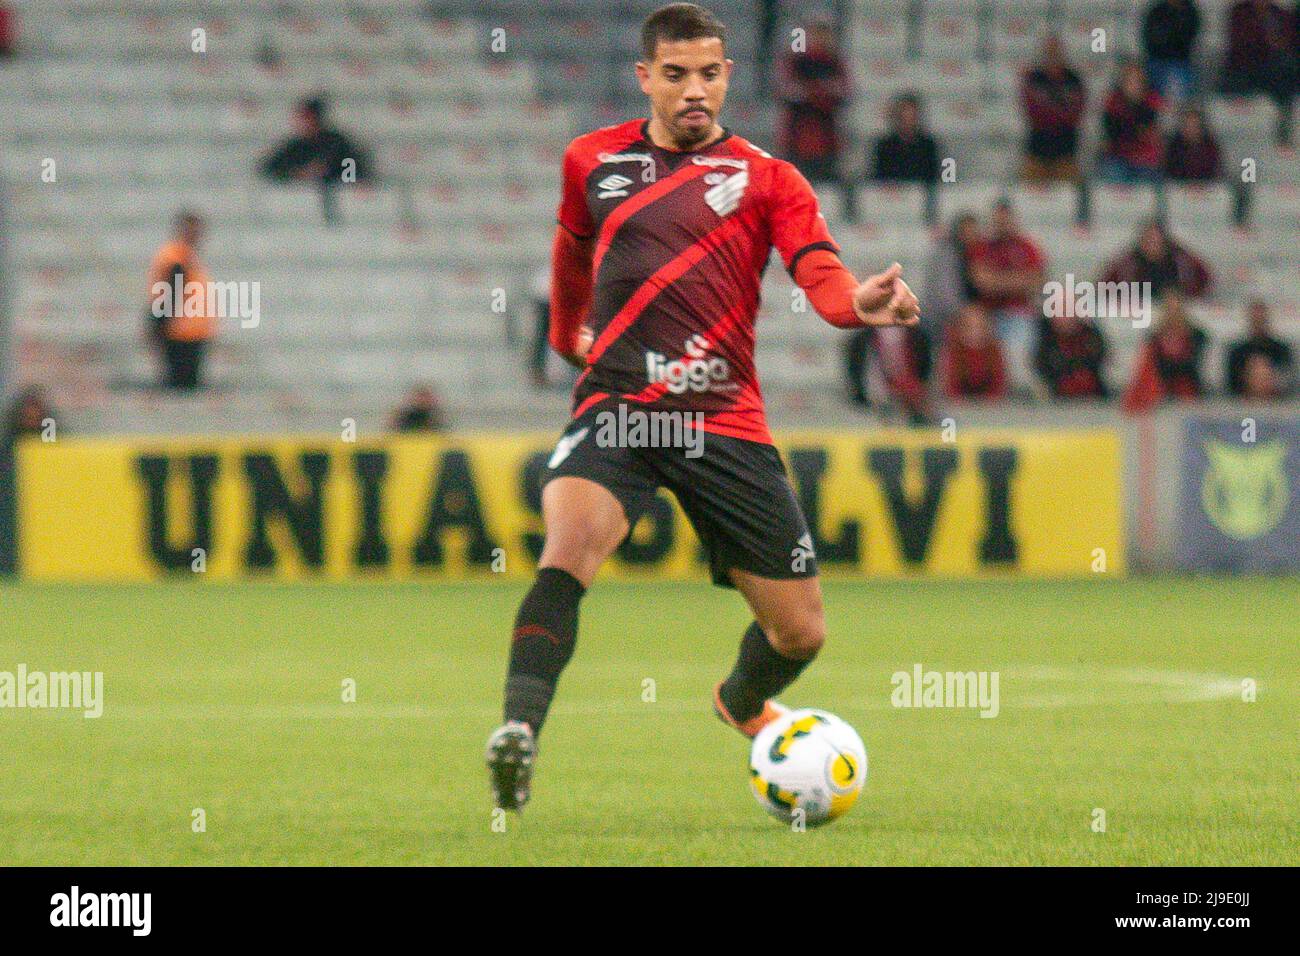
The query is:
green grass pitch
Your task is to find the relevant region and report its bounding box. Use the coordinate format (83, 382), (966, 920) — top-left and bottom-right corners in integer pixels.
(1, 577), (1295, 866)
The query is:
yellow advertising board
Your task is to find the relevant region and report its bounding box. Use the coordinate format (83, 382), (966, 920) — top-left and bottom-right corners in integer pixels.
(14, 430), (1124, 580)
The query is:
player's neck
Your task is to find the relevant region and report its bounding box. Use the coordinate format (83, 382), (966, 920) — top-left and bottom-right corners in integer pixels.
(645, 116), (725, 153)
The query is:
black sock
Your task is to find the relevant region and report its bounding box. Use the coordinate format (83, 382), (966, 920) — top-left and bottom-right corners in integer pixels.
(718, 621), (813, 722)
(504, 567), (585, 734)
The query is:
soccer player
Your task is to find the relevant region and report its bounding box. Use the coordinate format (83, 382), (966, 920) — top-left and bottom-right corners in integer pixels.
(487, 2), (920, 810)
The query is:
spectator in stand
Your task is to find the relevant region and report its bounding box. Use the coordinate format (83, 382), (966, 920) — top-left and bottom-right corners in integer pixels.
(1163, 105), (1223, 181)
(1142, 0), (1203, 101)
(0, 2), (17, 58)
(773, 14), (852, 217)
(526, 266), (551, 389)
(146, 211), (216, 390)
(1099, 62), (1166, 183)
(390, 384), (447, 432)
(2, 386), (52, 448)
(1240, 352), (1286, 398)
(843, 323), (933, 424)
(1019, 34), (1088, 183)
(1101, 220), (1213, 303)
(260, 95), (374, 223)
(922, 211), (982, 342)
(968, 198), (1047, 392)
(880, 324), (935, 424)
(871, 92), (941, 185)
(756, 0), (780, 98)
(1226, 299), (1295, 395)
(940, 303), (1007, 401)
(1034, 307), (1109, 399)
(1123, 293), (1208, 411)
(1221, 0), (1296, 146)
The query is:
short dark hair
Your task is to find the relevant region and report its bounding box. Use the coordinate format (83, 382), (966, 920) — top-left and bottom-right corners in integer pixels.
(299, 95), (327, 120)
(174, 209), (203, 232)
(641, 3), (726, 61)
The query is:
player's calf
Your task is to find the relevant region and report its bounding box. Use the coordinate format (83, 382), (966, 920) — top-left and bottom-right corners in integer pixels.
(715, 620), (819, 737)
(503, 566), (585, 734)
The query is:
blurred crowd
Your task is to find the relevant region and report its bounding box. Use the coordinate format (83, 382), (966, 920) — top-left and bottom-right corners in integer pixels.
(845, 199), (1293, 422)
(777, 0), (1297, 197)
(3, 1), (1294, 428)
(765, 0), (1298, 419)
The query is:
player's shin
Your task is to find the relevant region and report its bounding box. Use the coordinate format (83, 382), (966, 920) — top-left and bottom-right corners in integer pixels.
(503, 566), (586, 734)
(718, 621), (815, 723)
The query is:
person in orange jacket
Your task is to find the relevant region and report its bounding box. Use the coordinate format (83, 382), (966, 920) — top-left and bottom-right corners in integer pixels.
(146, 211), (215, 389)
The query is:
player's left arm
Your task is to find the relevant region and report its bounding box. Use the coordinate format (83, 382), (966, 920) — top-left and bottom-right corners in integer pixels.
(797, 252), (920, 328)
(769, 162), (920, 328)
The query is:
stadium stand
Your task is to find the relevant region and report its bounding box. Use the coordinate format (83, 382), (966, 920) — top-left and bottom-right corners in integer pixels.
(0, 0), (1296, 432)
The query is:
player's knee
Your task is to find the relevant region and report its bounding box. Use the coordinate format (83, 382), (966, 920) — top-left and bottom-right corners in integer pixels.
(771, 613), (825, 660)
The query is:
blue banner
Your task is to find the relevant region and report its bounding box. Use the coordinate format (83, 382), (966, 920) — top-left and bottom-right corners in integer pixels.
(1176, 416), (1300, 571)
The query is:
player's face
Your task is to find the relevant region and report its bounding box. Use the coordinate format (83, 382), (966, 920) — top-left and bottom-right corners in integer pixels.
(1247, 301), (1270, 335)
(636, 37), (731, 148)
(991, 206), (1014, 238)
(1138, 225), (1166, 259)
(181, 219), (204, 247)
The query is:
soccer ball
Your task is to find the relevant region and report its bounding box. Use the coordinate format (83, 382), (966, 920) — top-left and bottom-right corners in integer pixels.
(749, 708), (867, 827)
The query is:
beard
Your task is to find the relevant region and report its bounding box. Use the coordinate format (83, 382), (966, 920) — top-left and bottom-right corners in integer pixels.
(668, 108), (715, 148)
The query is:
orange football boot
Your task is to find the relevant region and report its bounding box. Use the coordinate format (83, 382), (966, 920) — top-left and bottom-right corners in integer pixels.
(713, 682), (790, 738)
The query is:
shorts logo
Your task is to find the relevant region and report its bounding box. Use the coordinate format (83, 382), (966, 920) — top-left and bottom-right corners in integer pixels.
(596, 174), (632, 199)
(548, 426), (590, 469)
(791, 533), (815, 572)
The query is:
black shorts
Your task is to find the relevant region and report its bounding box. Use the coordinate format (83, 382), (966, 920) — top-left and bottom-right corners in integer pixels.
(541, 405), (817, 588)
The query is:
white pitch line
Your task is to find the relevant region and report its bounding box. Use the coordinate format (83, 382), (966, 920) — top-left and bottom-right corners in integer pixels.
(7, 667), (1250, 722)
(1002, 666), (1249, 708)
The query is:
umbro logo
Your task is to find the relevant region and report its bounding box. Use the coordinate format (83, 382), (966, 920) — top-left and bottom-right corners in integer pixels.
(596, 174), (632, 199)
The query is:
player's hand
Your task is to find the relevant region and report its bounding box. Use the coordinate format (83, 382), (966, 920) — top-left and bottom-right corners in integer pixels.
(559, 325), (594, 369)
(853, 263), (921, 327)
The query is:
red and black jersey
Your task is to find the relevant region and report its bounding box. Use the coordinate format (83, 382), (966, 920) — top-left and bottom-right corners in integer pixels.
(554, 119), (839, 445)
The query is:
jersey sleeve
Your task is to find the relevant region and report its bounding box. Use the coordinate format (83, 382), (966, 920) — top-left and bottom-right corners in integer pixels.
(793, 248), (862, 328)
(548, 225), (593, 357)
(767, 160), (838, 277)
(556, 139), (595, 239)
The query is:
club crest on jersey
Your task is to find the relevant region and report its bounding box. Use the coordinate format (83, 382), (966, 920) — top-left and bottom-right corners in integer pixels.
(702, 168), (749, 217)
(596, 174), (633, 199)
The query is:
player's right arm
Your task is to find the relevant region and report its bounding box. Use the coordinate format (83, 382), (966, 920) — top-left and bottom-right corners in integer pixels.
(549, 140), (597, 368)
(548, 226), (593, 368)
